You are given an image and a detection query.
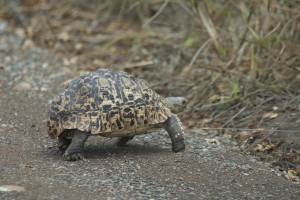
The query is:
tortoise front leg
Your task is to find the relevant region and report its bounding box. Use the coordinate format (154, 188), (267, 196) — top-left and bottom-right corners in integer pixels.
(58, 130), (74, 151)
(63, 130), (90, 161)
(162, 114), (185, 152)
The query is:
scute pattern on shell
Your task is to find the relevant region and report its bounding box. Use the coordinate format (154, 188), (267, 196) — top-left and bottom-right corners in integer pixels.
(47, 69), (172, 139)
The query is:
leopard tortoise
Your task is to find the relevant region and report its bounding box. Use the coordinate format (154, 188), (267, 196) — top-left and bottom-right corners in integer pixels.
(47, 69), (187, 161)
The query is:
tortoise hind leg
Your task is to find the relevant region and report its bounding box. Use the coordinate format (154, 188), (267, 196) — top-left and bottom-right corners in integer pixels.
(162, 114), (185, 152)
(117, 136), (134, 147)
(63, 130), (90, 161)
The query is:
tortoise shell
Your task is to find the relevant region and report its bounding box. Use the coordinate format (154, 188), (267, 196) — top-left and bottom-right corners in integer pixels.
(47, 69), (172, 139)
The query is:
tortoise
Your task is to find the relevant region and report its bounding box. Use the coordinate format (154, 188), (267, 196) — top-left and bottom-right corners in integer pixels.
(47, 69), (187, 161)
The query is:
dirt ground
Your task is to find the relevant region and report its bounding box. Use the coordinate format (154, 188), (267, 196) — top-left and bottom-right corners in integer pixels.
(1, 1), (300, 199)
(1, 19), (300, 200)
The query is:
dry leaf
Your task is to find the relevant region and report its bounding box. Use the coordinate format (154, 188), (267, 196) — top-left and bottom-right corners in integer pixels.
(199, 118), (211, 126)
(20, 163), (33, 168)
(286, 170), (296, 180)
(205, 138), (220, 145)
(58, 32), (70, 41)
(208, 94), (220, 103)
(75, 43), (84, 51)
(272, 106), (279, 111)
(296, 166), (300, 175)
(262, 112), (278, 119)
(239, 131), (251, 138)
(50, 20), (62, 28)
(254, 143), (274, 152)
(200, 130), (209, 136)
(254, 144), (263, 151)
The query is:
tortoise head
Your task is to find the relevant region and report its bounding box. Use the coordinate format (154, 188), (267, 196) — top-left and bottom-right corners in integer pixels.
(165, 97), (188, 113)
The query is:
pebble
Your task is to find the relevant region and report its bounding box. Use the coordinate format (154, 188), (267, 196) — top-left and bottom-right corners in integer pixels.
(1, 124), (8, 128)
(14, 81), (32, 91)
(22, 39), (34, 49)
(44, 143), (55, 149)
(1, 166), (11, 172)
(0, 185), (25, 192)
(0, 20), (8, 31)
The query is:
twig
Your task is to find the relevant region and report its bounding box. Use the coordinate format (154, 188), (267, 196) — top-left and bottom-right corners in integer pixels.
(119, 60), (159, 69)
(221, 106), (247, 128)
(10, 0), (28, 27)
(238, 3), (254, 50)
(194, 2), (222, 55)
(200, 127), (300, 133)
(263, 22), (281, 39)
(14, 0), (55, 12)
(142, 0), (169, 28)
(186, 39), (211, 72)
(200, 102), (241, 123)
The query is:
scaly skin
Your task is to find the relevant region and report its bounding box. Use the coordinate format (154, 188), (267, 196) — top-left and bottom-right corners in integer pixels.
(162, 114), (185, 152)
(117, 114), (185, 152)
(63, 130), (89, 161)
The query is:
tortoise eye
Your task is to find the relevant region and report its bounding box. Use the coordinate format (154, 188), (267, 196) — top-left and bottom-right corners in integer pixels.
(182, 99), (188, 105)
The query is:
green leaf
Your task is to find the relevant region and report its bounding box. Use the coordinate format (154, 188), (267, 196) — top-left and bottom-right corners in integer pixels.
(191, 0), (197, 6)
(219, 46), (228, 60)
(231, 81), (239, 98)
(184, 36), (193, 48)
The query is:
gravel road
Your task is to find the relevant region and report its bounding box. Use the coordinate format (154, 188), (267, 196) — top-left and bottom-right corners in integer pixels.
(1, 21), (300, 200)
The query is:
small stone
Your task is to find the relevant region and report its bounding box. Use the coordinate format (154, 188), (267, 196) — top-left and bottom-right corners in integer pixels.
(0, 185), (25, 192)
(0, 20), (8, 31)
(1, 124), (7, 128)
(22, 39), (34, 49)
(75, 43), (84, 51)
(240, 131), (251, 136)
(1, 166), (11, 172)
(40, 86), (48, 91)
(231, 146), (240, 152)
(200, 131), (209, 136)
(44, 143), (55, 149)
(15, 28), (26, 38)
(58, 32), (70, 41)
(15, 81), (31, 91)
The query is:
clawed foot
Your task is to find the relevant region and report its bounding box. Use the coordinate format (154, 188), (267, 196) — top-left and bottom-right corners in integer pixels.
(63, 151), (84, 161)
(172, 140), (185, 152)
